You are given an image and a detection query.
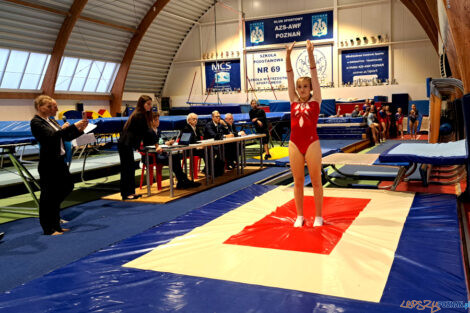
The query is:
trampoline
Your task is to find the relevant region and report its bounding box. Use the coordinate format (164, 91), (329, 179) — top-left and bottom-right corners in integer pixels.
(322, 140), (468, 189)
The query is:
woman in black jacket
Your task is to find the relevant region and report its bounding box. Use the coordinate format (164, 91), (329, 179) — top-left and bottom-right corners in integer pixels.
(118, 95), (154, 200)
(30, 95), (88, 235)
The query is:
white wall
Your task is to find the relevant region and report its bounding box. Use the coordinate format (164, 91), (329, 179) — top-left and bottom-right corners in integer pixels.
(0, 0), (441, 120)
(163, 0), (441, 107)
(171, 82), (428, 108)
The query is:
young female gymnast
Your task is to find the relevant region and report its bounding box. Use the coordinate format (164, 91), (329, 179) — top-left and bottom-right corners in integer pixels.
(395, 107), (404, 139)
(409, 104), (419, 140)
(286, 40), (323, 227)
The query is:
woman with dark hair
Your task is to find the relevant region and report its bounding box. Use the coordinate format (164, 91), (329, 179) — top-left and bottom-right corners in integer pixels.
(118, 95), (154, 200)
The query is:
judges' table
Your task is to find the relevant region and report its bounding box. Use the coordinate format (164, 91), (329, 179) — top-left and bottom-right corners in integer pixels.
(144, 133), (266, 197)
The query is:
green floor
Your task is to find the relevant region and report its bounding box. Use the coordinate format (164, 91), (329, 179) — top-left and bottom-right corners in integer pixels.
(0, 169), (168, 224)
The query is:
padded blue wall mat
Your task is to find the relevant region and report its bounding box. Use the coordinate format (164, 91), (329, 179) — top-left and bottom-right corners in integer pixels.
(0, 189), (467, 313)
(381, 193), (468, 311)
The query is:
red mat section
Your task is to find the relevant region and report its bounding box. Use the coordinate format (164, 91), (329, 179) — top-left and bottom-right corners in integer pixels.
(224, 196), (370, 254)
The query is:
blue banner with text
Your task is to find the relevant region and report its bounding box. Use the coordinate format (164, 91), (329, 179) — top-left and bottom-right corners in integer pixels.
(341, 47), (389, 84)
(245, 11), (333, 47)
(205, 60), (241, 93)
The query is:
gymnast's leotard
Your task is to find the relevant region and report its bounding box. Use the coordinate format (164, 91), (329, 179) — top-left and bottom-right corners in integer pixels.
(290, 100), (320, 154)
(395, 112), (403, 125)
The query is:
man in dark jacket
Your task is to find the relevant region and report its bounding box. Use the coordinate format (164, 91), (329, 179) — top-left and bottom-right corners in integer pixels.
(178, 112), (206, 176)
(203, 111), (226, 176)
(204, 110), (226, 140)
(223, 113), (246, 169)
(249, 100), (270, 159)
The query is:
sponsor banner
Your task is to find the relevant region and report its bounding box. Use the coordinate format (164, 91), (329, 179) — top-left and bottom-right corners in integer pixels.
(341, 47), (389, 84)
(246, 45), (332, 89)
(205, 60), (241, 92)
(246, 11), (333, 47)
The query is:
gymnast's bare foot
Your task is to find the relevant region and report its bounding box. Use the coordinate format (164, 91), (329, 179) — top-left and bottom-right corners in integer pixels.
(51, 231), (63, 236)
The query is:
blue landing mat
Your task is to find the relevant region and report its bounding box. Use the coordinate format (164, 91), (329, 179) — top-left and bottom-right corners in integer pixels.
(0, 167), (286, 293)
(0, 188), (467, 312)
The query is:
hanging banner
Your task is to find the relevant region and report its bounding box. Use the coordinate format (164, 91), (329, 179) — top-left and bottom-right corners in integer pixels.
(245, 11), (333, 47)
(246, 45), (333, 89)
(341, 47), (389, 84)
(205, 60), (241, 93)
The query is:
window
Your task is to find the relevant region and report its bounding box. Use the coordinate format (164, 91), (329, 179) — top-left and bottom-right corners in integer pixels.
(0, 48), (119, 93)
(96, 62), (117, 92)
(0, 48), (50, 90)
(83, 61), (104, 92)
(20, 53), (49, 89)
(56, 56), (119, 92)
(56, 57), (79, 91)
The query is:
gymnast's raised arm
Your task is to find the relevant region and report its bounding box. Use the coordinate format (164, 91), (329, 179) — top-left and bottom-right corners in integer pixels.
(307, 40), (322, 104)
(285, 41), (298, 103)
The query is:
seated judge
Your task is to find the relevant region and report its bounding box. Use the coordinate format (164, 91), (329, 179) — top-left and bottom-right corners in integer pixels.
(223, 113), (245, 169)
(148, 112), (200, 189)
(178, 113), (206, 174)
(224, 113), (246, 137)
(204, 110), (226, 140)
(179, 113), (205, 158)
(180, 113), (203, 144)
(204, 110), (226, 176)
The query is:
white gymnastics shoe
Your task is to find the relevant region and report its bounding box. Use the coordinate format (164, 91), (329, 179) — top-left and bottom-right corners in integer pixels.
(294, 216), (304, 227)
(313, 216), (323, 227)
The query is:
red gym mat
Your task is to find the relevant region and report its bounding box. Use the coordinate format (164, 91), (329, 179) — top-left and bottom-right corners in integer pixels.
(225, 196), (370, 254)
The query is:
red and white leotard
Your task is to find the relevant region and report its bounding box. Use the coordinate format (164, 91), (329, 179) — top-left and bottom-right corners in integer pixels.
(290, 100), (320, 154)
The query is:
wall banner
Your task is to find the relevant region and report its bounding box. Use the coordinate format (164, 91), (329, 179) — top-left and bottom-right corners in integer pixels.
(204, 60), (241, 93)
(341, 47), (389, 84)
(245, 11), (333, 47)
(246, 45), (333, 89)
